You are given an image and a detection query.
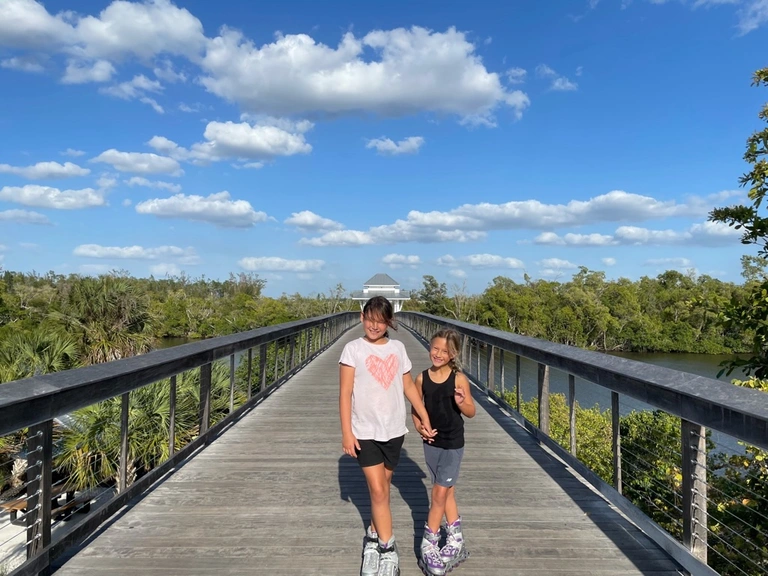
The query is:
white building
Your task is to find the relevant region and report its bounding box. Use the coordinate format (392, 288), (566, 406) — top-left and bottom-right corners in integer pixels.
(350, 273), (411, 313)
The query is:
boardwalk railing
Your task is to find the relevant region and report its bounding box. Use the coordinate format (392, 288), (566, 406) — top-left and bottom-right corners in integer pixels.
(0, 312), (357, 576)
(398, 312), (768, 576)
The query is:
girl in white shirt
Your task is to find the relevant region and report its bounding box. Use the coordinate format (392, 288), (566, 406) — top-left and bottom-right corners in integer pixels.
(340, 296), (435, 576)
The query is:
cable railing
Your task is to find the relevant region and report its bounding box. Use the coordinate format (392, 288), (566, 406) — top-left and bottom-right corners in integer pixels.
(398, 312), (768, 576)
(0, 312), (357, 576)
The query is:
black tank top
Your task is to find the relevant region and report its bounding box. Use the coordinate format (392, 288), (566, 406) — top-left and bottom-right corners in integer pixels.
(421, 369), (464, 449)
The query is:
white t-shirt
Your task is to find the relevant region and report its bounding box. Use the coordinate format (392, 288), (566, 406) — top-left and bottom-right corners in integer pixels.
(339, 337), (413, 441)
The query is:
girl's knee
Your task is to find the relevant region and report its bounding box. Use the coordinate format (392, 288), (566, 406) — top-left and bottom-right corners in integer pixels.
(368, 482), (390, 504)
(432, 484), (450, 504)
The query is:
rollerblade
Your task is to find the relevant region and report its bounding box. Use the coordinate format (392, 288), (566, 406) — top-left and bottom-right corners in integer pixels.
(441, 517), (469, 572)
(377, 536), (400, 576)
(361, 526), (379, 576)
(418, 523), (446, 575)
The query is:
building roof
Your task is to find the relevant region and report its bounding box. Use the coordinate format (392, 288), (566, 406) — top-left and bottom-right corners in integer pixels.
(351, 290), (411, 300)
(363, 273), (400, 286)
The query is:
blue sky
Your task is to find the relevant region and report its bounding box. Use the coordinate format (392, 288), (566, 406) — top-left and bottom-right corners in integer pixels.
(0, 0), (766, 297)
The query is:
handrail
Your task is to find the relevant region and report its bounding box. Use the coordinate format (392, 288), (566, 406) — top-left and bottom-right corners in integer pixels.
(0, 313), (356, 437)
(0, 311), (358, 576)
(398, 312), (768, 450)
(398, 311), (768, 576)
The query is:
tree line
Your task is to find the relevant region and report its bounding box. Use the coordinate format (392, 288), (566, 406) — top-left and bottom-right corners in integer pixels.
(411, 263), (757, 355)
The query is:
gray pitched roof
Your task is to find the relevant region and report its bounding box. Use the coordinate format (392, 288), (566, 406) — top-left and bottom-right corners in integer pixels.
(363, 273), (399, 286)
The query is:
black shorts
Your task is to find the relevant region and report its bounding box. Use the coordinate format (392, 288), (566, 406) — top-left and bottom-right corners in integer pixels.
(356, 435), (405, 470)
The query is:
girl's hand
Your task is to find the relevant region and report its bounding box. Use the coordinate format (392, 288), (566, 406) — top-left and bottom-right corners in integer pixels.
(419, 418), (437, 442)
(418, 423), (436, 443)
(454, 386), (466, 405)
(342, 432), (361, 457)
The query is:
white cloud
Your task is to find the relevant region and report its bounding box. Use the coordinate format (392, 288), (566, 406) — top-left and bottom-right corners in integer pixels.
(147, 119), (312, 164)
(122, 199), (132, 206)
(135, 191), (268, 228)
(539, 258), (578, 269)
(644, 0), (767, 34)
(534, 232), (616, 246)
(61, 148), (85, 157)
(737, 0), (768, 34)
(533, 220), (740, 248)
(178, 102), (202, 113)
(536, 64), (578, 91)
(0, 0), (77, 49)
(0, 0), (205, 57)
(200, 26), (530, 124)
(551, 77), (579, 91)
(366, 136), (424, 156)
(61, 59), (115, 84)
(1, 56), (44, 72)
(506, 67), (527, 84)
(602, 257), (617, 266)
(0, 0), (206, 88)
(0, 161), (90, 179)
(644, 257), (694, 268)
(615, 221), (740, 245)
(73, 0), (206, 61)
(382, 254), (421, 269)
(238, 256), (324, 272)
(303, 227), (485, 247)
(74, 244), (199, 264)
(91, 149), (182, 176)
(149, 263), (182, 276)
(96, 175), (117, 190)
(100, 74), (165, 113)
(449, 269), (467, 278)
(438, 253), (524, 269)
(0, 209), (50, 225)
(285, 210), (343, 232)
(0, 184), (106, 209)
(300, 191), (740, 247)
(153, 59), (186, 83)
(125, 176), (181, 193)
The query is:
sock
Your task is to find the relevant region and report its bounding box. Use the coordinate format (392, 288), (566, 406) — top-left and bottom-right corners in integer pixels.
(379, 535), (395, 550)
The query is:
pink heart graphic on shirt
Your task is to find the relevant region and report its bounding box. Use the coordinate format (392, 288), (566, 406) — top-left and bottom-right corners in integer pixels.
(366, 354), (398, 390)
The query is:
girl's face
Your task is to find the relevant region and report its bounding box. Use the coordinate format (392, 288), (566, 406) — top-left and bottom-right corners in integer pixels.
(361, 312), (389, 343)
(430, 337), (453, 369)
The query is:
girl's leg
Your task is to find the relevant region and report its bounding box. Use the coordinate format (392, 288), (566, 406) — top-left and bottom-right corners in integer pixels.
(444, 486), (459, 524)
(368, 467), (394, 535)
(427, 484), (450, 533)
(362, 463), (393, 541)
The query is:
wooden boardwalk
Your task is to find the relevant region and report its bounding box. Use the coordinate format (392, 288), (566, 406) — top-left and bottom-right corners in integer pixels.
(53, 328), (683, 575)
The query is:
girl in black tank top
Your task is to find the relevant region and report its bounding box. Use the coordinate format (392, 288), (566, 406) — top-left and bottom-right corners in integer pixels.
(412, 329), (476, 576)
(421, 369), (464, 449)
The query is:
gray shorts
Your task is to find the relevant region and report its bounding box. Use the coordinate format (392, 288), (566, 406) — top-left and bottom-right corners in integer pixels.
(423, 444), (464, 487)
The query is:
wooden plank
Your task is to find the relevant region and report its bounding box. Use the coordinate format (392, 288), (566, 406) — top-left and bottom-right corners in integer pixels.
(52, 329), (684, 576)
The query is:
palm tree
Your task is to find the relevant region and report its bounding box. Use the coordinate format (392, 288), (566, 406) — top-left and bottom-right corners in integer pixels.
(52, 275), (155, 365)
(56, 361), (244, 491)
(0, 329), (79, 383)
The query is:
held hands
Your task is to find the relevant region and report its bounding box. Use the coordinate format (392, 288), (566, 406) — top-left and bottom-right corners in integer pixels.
(417, 420), (438, 444)
(342, 432), (360, 458)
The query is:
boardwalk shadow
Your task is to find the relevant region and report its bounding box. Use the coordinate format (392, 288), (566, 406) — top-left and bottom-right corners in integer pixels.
(338, 448), (429, 559)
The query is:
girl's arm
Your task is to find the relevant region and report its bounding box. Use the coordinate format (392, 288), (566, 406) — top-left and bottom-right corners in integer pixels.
(410, 372), (435, 442)
(454, 372), (476, 418)
(404, 371), (436, 439)
(339, 363), (360, 457)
